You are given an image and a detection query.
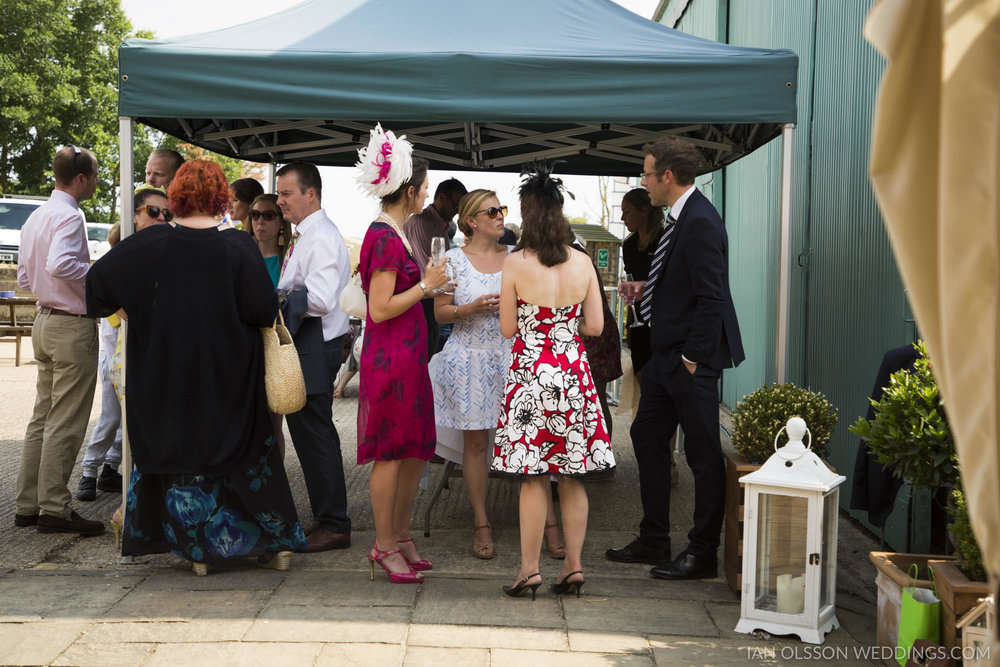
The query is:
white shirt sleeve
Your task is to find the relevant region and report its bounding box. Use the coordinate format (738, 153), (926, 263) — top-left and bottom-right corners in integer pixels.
(300, 231), (347, 318)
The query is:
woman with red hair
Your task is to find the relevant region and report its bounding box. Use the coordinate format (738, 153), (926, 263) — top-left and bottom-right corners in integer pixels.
(86, 160), (308, 575)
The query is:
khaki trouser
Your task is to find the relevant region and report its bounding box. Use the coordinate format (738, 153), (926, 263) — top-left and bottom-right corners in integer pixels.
(16, 313), (98, 518)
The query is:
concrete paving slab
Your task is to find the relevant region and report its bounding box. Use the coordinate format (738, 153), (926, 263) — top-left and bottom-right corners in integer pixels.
(245, 604), (410, 643)
(406, 623), (567, 651)
(135, 567), (287, 591)
(143, 641), (323, 666)
(0, 571), (139, 620)
(51, 642), (155, 667)
(403, 645), (491, 666)
(0, 620), (92, 665)
(566, 629), (650, 654)
(81, 620), (254, 643)
(582, 574), (736, 602)
(702, 600), (866, 650)
(272, 570), (418, 607)
(491, 647), (655, 666)
(563, 595), (718, 637)
(648, 637), (879, 666)
(103, 587), (271, 621)
(412, 575), (564, 628)
(316, 643), (405, 665)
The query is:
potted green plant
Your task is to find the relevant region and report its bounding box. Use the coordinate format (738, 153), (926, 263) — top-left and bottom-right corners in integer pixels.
(723, 382), (838, 594)
(850, 341), (985, 650)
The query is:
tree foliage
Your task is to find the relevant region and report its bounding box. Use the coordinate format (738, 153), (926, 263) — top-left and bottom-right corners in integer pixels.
(0, 0), (261, 223)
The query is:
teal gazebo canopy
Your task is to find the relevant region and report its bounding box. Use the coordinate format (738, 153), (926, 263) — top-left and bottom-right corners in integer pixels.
(117, 0), (798, 176)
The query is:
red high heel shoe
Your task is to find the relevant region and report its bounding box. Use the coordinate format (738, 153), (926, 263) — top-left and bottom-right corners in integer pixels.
(396, 537), (433, 571)
(368, 542), (423, 583)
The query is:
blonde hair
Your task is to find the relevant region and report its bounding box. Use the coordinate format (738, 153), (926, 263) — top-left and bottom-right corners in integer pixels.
(456, 189), (497, 237)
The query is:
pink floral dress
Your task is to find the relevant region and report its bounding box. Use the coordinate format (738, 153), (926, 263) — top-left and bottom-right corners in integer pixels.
(357, 223), (436, 464)
(492, 300), (616, 477)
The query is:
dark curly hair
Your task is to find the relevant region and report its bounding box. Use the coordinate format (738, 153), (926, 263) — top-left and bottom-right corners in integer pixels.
(516, 161), (572, 267)
(167, 160), (230, 219)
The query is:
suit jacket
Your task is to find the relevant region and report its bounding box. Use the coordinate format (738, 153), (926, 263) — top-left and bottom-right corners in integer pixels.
(281, 289), (330, 395)
(648, 188), (744, 371)
(850, 344), (918, 526)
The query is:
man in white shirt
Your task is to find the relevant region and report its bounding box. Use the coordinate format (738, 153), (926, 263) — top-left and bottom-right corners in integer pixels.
(275, 162), (352, 551)
(15, 145), (104, 536)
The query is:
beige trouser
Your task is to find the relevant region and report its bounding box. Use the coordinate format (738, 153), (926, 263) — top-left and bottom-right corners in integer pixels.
(16, 313), (99, 518)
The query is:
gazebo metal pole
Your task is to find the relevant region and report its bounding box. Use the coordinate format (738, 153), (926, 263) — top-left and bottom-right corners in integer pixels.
(775, 123), (795, 384)
(117, 117), (134, 561)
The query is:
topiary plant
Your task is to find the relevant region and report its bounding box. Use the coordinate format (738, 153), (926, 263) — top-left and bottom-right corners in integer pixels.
(949, 485), (984, 581)
(849, 341), (957, 490)
(731, 383), (838, 464)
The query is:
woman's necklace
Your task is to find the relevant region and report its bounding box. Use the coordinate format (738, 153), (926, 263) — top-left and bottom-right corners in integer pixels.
(377, 208), (413, 255)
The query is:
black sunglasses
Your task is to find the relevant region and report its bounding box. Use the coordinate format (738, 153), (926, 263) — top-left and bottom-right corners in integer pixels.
(249, 209), (280, 222)
(474, 205), (508, 219)
(135, 204), (173, 222)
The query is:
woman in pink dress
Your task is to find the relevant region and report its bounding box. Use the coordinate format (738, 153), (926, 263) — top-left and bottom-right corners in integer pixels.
(355, 125), (450, 584)
(492, 163), (616, 600)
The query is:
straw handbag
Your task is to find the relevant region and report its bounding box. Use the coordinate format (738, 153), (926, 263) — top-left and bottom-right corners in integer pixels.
(261, 310), (306, 415)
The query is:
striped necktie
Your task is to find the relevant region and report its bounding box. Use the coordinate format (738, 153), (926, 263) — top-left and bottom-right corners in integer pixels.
(279, 230), (300, 279)
(639, 215), (677, 323)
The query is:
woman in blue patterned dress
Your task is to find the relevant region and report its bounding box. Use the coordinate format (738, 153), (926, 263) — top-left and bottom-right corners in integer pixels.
(86, 160), (308, 576)
(428, 189), (511, 559)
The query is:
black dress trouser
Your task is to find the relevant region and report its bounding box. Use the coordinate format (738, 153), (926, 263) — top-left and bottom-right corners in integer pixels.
(630, 352), (724, 560)
(285, 335), (351, 534)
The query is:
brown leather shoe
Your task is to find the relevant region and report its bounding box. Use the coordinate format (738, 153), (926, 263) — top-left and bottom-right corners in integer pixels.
(302, 527), (350, 552)
(37, 510), (105, 536)
(14, 513), (39, 527)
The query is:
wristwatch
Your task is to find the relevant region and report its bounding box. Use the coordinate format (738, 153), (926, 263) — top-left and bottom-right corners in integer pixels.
(419, 281), (428, 297)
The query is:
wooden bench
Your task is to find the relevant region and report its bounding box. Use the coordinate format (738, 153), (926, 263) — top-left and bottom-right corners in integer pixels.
(0, 324), (32, 366)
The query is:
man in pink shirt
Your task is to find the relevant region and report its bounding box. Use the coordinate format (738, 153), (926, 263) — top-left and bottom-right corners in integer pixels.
(15, 145), (104, 536)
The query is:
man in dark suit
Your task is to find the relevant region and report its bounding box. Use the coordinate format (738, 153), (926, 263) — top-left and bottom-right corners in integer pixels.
(607, 137), (744, 580)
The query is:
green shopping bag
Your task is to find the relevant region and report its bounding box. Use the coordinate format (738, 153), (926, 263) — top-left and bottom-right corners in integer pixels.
(896, 564), (940, 666)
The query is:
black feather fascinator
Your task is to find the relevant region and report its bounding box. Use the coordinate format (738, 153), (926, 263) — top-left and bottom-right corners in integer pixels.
(518, 160), (575, 205)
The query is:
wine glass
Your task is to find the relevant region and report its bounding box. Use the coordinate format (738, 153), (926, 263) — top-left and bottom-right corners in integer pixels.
(429, 236), (455, 293)
(623, 273), (644, 328)
(430, 236), (447, 263)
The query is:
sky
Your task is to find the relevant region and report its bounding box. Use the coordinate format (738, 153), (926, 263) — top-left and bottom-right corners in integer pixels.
(119, 0), (662, 240)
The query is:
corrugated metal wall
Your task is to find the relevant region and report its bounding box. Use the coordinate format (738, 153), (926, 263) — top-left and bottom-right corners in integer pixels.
(805, 0), (915, 546)
(662, 0), (918, 547)
(722, 0), (816, 406)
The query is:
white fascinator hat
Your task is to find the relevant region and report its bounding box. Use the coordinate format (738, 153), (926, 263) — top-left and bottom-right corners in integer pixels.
(355, 123), (414, 199)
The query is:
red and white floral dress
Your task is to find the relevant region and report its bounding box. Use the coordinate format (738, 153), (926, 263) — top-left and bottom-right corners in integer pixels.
(492, 300), (616, 477)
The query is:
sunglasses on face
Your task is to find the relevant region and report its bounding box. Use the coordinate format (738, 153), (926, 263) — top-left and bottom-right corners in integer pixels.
(249, 209), (280, 222)
(474, 205), (508, 219)
(135, 204), (172, 222)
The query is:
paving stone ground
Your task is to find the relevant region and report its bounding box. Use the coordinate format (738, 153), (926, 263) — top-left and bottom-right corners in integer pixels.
(0, 347), (883, 665)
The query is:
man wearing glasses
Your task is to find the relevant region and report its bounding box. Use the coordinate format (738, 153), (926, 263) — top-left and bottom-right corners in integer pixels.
(15, 145), (105, 536)
(402, 178), (467, 359)
(607, 137), (744, 581)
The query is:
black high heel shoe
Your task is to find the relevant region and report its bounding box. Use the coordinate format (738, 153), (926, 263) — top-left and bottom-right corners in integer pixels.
(503, 573), (542, 601)
(551, 570), (585, 597)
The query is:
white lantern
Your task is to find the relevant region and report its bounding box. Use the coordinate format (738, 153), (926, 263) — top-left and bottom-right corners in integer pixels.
(734, 417), (846, 644)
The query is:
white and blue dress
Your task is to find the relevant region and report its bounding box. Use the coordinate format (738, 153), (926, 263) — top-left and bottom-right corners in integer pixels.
(428, 247), (512, 463)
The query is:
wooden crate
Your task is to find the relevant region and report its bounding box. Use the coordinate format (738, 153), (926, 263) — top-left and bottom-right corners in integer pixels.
(724, 450), (758, 595)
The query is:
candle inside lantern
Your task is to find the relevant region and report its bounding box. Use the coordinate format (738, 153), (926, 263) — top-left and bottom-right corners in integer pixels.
(776, 573), (805, 614)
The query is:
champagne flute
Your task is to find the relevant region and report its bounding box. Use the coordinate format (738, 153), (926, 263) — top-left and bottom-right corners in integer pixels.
(623, 273), (644, 328)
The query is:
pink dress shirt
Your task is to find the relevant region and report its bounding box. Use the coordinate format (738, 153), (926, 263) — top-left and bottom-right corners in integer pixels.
(17, 190), (91, 315)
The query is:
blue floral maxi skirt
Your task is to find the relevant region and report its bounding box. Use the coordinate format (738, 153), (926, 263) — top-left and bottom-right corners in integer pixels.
(121, 435), (308, 562)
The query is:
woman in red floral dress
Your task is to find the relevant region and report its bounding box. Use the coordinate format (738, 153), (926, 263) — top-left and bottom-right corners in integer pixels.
(492, 163), (616, 600)
(355, 125), (450, 583)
